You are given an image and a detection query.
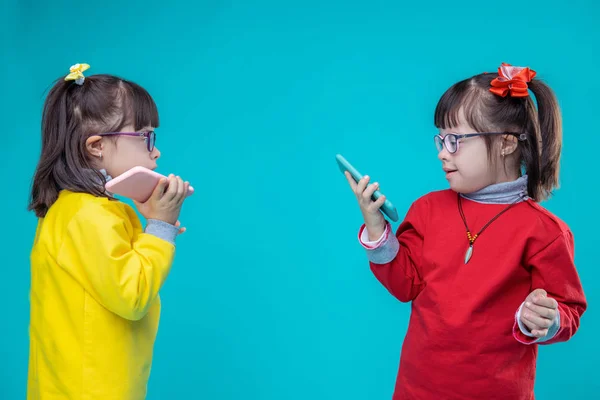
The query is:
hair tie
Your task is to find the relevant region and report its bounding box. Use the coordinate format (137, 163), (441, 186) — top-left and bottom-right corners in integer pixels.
(489, 62), (536, 98)
(64, 63), (90, 85)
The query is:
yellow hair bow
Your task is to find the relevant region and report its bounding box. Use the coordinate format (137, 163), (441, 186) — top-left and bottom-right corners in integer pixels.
(65, 63), (90, 85)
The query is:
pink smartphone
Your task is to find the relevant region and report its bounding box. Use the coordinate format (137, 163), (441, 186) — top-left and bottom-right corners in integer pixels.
(105, 166), (194, 203)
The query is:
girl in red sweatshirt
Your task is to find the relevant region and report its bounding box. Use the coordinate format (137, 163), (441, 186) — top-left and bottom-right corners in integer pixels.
(345, 63), (587, 399)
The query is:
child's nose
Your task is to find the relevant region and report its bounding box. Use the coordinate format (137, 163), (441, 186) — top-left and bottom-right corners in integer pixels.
(437, 147), (451, 161)
(151, 147), (161, 160)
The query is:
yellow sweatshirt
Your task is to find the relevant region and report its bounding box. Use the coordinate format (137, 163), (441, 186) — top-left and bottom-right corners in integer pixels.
(27, 190), (175, 400)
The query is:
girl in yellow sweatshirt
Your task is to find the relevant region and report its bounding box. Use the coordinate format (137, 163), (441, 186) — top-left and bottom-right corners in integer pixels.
(27, 63), (190, 400)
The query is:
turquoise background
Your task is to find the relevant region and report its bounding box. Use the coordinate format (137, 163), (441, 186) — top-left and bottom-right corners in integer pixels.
(2, 0), (598, 398)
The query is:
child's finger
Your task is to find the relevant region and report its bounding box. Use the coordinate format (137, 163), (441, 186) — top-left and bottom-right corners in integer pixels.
(172, 177), (185, 203)
(177, 181), (190, 205)
(521, 317), (542, 333)
(363, 182), (379, 202)
(522, 312), (551, 329)
(368, 195), (386, 213)
(344, 172), (358, 191)
(355, 175), (370, 196)
(525, 302), (557, 321)
(149, 178), (168, 201)
(532, 296), (558, 309)
(531, 328), (548, 338)
(163, 175), (179, 200)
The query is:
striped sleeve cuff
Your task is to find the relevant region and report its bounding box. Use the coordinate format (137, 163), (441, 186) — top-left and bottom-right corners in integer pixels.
(358, 223), (399, 264)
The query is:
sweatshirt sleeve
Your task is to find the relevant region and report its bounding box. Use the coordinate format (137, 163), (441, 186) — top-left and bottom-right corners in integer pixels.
(57, 202), (176, 321)
(365, 198), (427, 303)
(513, 230), (587, 345)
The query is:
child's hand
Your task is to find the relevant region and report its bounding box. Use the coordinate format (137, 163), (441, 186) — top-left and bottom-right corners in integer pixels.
(345, 171), (386, 240)
(134, 174), (190, 226)
(520, 289), (559, 337)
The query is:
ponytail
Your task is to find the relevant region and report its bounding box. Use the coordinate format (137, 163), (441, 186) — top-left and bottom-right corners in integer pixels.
(526, 80), (563, 201)
(29, 81), (79, 218)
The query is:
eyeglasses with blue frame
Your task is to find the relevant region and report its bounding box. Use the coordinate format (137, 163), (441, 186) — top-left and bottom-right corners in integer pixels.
(434, 132), (527, 154)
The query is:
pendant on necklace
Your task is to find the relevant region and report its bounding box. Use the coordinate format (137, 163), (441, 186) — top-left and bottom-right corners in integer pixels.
(464, 231), (477, 264)
(464, 244), (473, 264)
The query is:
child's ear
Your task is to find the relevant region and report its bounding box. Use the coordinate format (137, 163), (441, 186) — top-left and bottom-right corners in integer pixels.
(501, 134), (519, 156)
(85, 136), (104, 159)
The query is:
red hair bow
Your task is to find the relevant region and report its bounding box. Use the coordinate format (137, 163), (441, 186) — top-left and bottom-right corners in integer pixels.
(489, 63), (536, 98)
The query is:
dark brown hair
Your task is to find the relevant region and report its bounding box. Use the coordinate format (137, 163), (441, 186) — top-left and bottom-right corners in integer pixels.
(434, 71), (562, 202)
(28, 74), (159, 217)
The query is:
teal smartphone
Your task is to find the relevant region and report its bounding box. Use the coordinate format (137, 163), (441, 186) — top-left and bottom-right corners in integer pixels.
(336, 154), (399, 222)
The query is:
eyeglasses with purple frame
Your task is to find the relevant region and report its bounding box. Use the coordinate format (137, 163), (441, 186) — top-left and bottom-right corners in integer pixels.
(97, 131), (156, 152)
(434, 132), (527, 154)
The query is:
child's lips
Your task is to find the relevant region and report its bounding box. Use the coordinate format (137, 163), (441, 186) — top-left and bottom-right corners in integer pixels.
(443, 168), (457, 178)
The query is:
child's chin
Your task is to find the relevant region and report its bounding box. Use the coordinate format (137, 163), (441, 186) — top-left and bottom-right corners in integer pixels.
(449, 181), (473, 194)
(450, 182), (487, 195)
(448, 182), (464, 193)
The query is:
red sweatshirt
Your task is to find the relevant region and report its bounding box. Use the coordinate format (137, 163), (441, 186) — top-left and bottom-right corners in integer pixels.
(360, 189), (586, 399)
